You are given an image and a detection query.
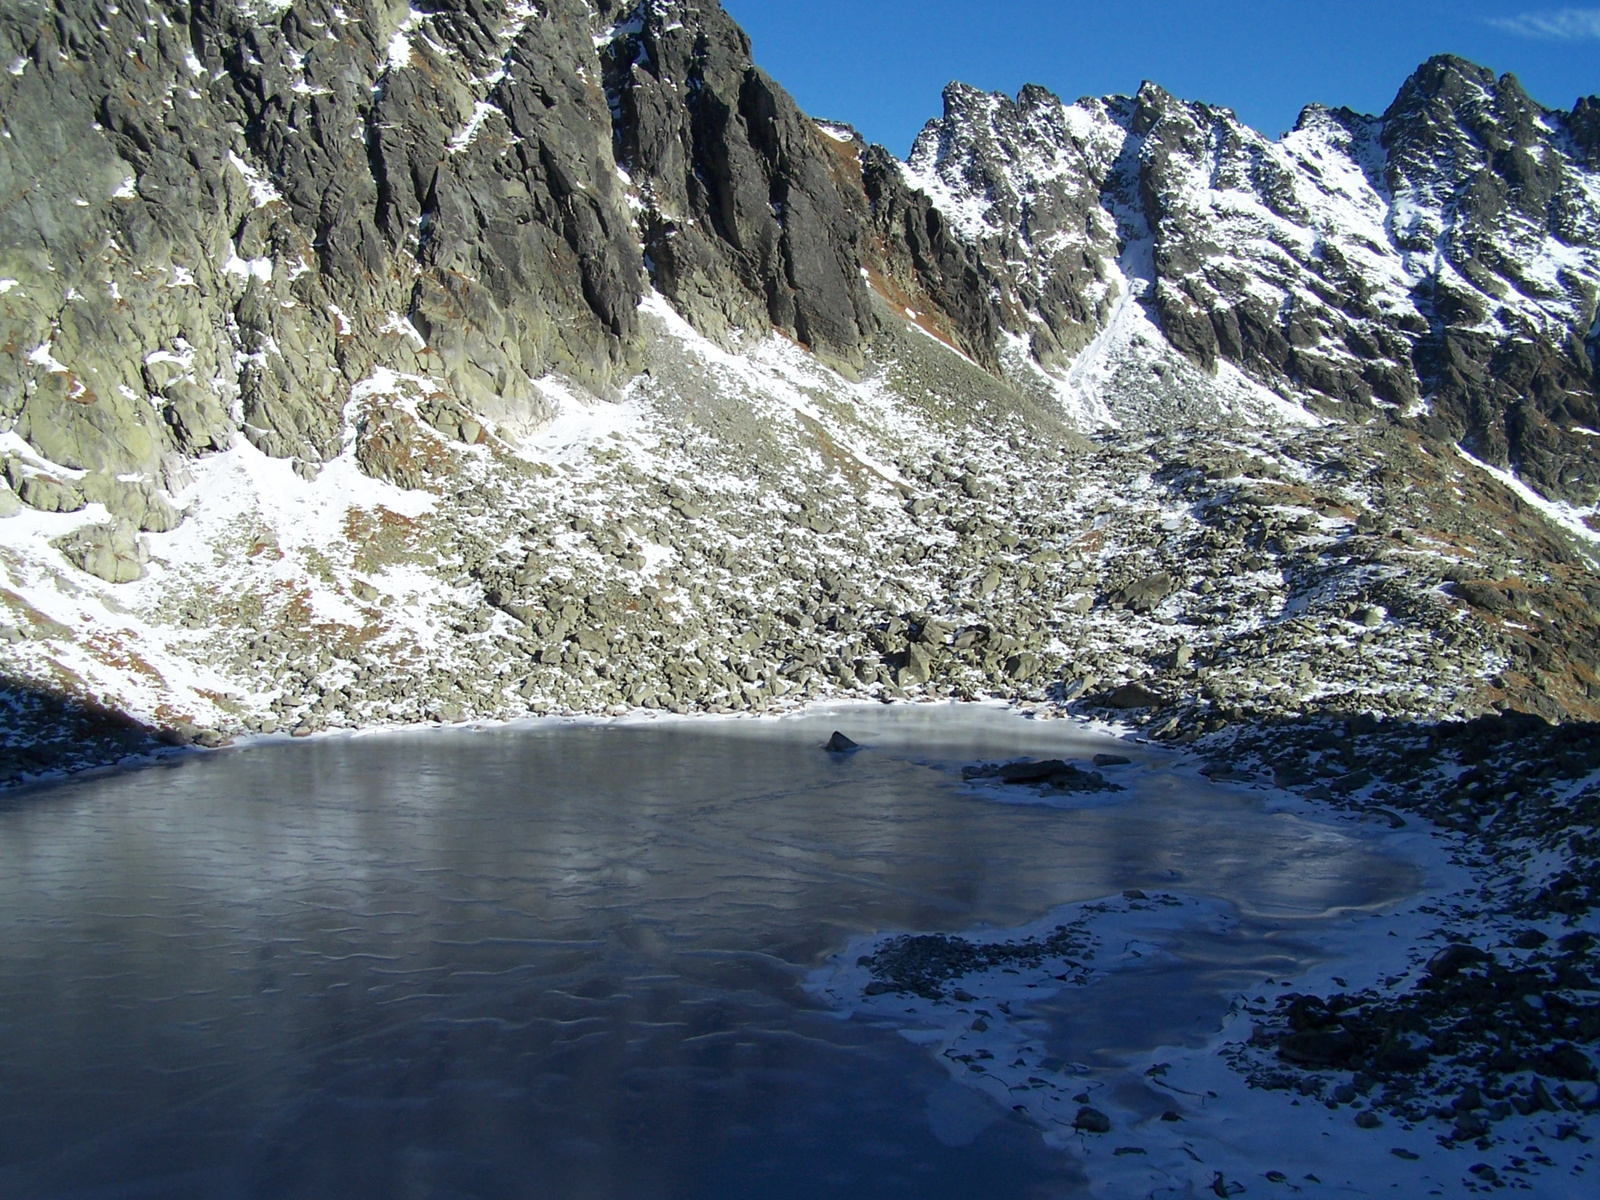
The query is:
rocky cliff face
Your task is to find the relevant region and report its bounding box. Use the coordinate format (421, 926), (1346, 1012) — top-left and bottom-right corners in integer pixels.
(0, 0), (903, 469)
(597, 0), (879, 370)
(0, 0), (652, 484)
(0, 2), (1598, 775)
(898, 59), (1600, 503)
(3, 4), (1595, 501)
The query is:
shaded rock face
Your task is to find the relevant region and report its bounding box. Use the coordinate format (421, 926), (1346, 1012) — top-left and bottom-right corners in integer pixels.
(597, 0), (876, 368)
(0, 0), (886, 486)
(899, 82), (1130, 372)
(860, 141), (1005, 370)
(897, 57), (1600, 504)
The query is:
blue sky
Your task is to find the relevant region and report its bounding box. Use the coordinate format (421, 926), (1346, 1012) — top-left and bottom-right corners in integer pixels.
(720, 1), (1600, 155)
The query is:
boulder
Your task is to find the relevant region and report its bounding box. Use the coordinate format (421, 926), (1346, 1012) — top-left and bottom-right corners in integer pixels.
(1073, 1106), (1111, 1133)
(1537, 1043), (1596, 1082)
(10, 468), (85, 514)
(1424, 943), (1491, 980)
(1452, 580), (1510, 613)
(162, 382), (233, 456)
(899, 641), (934, 686)
(1278, 1029), (1360, 1068)
(81, 474), (183, 532)
(53, 520), (149, 583)
(1106, 682), (1165, 709)
(1115, 572), (1175, 613)
(1005, 650), (1041, 681)
(998, 759), (1070, 783)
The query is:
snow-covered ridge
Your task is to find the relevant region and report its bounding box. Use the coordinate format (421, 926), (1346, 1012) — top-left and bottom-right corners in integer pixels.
(894, 61), (1600, 502)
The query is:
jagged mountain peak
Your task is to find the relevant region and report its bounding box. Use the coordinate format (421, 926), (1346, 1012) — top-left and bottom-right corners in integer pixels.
(890, 55), (1600, 503)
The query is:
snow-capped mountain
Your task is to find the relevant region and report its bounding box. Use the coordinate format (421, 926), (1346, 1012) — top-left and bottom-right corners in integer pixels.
(893, 61), (1600, 503)
(0, 0), (1598, 771)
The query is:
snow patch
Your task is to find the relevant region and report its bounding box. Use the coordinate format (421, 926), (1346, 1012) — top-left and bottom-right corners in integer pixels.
(1456, 445), (1600, 553)
(379, 312), (426, 348)
(518, 375), (652, 468)
(446, 101), (503, 155)
(26, 342), (68, 373)
(226, 151), (282, 208)
(384, 8), (426, 73)
(594, 13), (644, 48)
(221, 242), (272, 283)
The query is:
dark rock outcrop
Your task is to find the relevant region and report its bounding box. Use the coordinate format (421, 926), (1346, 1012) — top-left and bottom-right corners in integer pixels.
(598, 0), (876, 369)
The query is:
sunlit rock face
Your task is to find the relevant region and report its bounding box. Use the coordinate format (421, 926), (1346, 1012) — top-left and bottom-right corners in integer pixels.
(897, 57), (1600, 504)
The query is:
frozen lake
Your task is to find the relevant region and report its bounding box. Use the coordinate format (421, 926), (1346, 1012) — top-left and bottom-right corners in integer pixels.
(0, 705), (1419, 1198)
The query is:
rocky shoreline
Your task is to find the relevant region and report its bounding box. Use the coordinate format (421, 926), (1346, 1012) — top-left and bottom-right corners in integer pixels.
(825, 712), (1600, 1190)
(0, 2), (1597, 1192)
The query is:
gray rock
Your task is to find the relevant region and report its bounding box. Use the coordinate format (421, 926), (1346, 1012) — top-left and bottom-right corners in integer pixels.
(162, 383), (233, 457)
(81, 475), (183, 533)
(1060, 677), (1095, 701)
(1116, 573), (1175, 613)
(604, 4), (876, 368)
(1005, 651), (1041, 681)
(1453, 580), (1511, 613)
(1106, 682), (1165, 710)
(11, 468), (85, 514)
(52, 520), (148, 583)
(899, 640), (935, 686)
(1073, 1106), (1112, 1133)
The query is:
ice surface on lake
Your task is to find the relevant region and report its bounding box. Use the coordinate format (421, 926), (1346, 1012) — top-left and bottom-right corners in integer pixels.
(0, 706), (1418, 1198)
